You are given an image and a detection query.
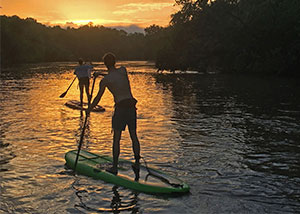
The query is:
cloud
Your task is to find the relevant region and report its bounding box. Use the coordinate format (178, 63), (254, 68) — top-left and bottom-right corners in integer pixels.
(63, 22), (79, 28)
(33, 10), (67, 23)
(109, 25), (145, 34)
(113, 2), (173, 15)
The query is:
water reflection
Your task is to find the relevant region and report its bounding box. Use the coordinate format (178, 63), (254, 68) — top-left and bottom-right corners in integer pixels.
(0, 62), (300, 213)
(72, 178), (140, 213)
(0, 129), (14, 173)
(75, 112), (91, 151)
(153, 73), (300, 212)
(154, 73), (300, 177)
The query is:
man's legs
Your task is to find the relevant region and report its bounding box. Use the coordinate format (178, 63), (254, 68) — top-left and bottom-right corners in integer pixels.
(108, 129), (122, 174)
(84, 80), (91, 106)
(129, 128), (140, 164)
(79, 83), (84, 107)
(129, 128), (140, 181)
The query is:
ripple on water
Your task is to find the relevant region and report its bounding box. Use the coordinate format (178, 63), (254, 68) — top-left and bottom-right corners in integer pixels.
(1, 63), (300, 213)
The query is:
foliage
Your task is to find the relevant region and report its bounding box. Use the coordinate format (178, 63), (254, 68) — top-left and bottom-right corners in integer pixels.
(151, 0), (300, 75)
(1, 15), (147, 67)
(2, 0), (300, 76)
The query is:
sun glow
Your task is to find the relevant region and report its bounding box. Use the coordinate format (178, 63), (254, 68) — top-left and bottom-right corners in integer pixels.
(51, 18), (138, 29)
(1, 0), (179, 28)
(71, 20), (94, 24)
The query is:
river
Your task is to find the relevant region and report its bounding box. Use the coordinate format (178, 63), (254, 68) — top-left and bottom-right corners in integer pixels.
(0, 61), (300, 213)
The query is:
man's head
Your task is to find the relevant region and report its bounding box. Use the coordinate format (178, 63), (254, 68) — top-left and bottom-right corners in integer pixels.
(78, 58), (84, 65)
(103, 53), (116, 68)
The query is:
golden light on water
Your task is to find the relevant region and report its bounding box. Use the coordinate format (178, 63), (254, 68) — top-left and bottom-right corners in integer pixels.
(2, 62), (300, 213)
(1, 62), (182, 213)
(5, 62), (179, 165)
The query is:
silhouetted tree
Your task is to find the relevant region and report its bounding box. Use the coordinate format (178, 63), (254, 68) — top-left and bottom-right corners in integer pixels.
(152, 0), (300, 75)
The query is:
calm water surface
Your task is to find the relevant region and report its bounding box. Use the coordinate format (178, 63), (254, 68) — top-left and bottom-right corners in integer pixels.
(0, 62), (300, 213)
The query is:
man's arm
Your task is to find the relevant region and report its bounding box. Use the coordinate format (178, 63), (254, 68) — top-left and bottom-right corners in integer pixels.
(93, 70), (108, 77)
(86, 79), (106, 113)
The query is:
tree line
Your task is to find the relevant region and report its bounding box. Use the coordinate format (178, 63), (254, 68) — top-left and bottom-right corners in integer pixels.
(1, 15), (149, 66)
(152, 0), (300, 75)
(1, 0), (300, 75)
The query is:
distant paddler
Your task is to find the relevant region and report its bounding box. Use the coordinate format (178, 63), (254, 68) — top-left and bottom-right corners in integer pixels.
(73, 58), (94, 107)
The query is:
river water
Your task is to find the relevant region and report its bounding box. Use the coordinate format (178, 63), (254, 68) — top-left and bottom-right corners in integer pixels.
(0, 62), (300, 214)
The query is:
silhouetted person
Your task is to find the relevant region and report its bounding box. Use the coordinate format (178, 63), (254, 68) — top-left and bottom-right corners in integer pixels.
(74, 58), (93, 107)
(87, 53), (140, 175)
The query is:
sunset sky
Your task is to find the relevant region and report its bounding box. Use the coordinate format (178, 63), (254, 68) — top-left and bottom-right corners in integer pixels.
(0, 0), (180, 29)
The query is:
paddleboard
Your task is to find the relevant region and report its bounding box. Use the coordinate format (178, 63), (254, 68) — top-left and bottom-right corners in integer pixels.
(65, 100), (105, 112)
(65, 150), (190, 194)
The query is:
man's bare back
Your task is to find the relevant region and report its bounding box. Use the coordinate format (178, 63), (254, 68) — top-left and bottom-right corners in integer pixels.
(103, 66), (134, 104)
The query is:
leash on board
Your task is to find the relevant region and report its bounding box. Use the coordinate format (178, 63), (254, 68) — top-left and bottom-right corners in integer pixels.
(140, 157), (183, 188)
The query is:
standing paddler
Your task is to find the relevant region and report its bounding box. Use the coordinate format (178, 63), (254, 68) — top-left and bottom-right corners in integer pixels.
(86, 53), (141, 176)
(74, 58), (94, 107)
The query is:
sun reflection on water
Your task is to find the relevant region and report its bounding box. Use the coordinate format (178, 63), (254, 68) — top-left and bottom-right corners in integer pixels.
(1, 62), (179, 164)
(1, 62), (300, 213)
(1, 61), (180, 212)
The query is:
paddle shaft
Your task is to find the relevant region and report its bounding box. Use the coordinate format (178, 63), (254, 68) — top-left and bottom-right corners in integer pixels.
(74, 76), (97, 170)
(60, 76), (76, 98)
(74, 115), (88, 170)
(88, 75), (96, 107)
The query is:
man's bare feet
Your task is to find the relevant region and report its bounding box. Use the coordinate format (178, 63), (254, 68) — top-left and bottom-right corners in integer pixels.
(106, 166), (118, 175)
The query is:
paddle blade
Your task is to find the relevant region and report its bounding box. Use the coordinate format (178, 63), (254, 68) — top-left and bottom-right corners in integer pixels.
(59, 91), (67, 98)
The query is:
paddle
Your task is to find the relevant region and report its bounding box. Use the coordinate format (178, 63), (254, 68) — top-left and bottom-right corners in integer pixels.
(74, 76), (97, 171)
(88, 73), (97, 107)
(59, 76), (77, 98)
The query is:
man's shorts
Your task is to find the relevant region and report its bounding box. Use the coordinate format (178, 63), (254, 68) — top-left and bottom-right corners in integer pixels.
(112, 98), (137, 131)
(78, 77), (89, 86)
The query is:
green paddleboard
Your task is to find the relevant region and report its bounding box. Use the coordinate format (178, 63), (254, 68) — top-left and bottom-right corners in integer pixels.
(65, 150), (190, 194)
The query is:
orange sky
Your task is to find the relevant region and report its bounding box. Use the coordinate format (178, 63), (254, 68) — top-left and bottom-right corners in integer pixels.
(0, 0), (180, 28)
